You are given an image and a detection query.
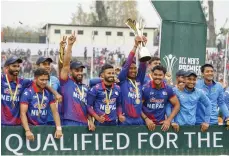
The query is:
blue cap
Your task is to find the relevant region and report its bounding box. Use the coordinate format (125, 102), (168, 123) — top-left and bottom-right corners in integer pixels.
(176, 69), (186, 77)
(36, 57), (53, 65)
(184, 70), (197, 77)
(70, 61), (85, 69)
(4, 56), (22, 66)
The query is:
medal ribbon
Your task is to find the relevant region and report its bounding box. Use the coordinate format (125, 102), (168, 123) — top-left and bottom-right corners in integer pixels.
(76, 84), (84, 101)
(36, 91), (45, 116)
(105, 88), (112, 105)
(128, 78), (139, 99)
(6, 75), (19, 108)
(149, 74), (153, 80)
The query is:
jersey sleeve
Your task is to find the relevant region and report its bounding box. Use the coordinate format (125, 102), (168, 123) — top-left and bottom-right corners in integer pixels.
(199, 90), (212, 123)
(59, 76), (69, 85)
(22, 79), (33, 88)
(167, 86), (175, 99)
(86, 86), (98, 117)
(49, 92), (56, 105)
(224, 90), (229, 110)
(20, 89), (31, 105)
(52, 77), (60, 91)
(118, 51), (135, 82)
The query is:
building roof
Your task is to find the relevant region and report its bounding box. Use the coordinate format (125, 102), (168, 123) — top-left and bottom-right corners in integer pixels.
(42, 23), (157, 30)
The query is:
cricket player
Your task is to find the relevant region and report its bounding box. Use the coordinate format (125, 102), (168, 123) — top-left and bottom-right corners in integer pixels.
(87, 64), (124, 126)
(20, 68), (63, 141)
(142, 65), (180, 131)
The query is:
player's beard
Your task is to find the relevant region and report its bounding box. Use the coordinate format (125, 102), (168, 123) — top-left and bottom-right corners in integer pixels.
(8, 68), (19, 76)
(104, 76), (114, 83)
(73, 74), (83, 82)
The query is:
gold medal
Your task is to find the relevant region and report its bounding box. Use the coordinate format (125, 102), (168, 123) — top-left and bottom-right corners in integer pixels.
(128, 79), (141, 105)
(6, 75), (19, 108)
(105, 105), (110, 114)
(135, 99), (140, 104)
(76, 84), (84, 103)
(36, 91), (44, 117)
(103, 83), (113, 114)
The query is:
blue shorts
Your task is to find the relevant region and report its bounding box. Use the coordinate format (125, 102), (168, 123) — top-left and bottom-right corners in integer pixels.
(95, 120), (117, 126)
(119, 116), (144, 125)
(63, 119), (87, 126)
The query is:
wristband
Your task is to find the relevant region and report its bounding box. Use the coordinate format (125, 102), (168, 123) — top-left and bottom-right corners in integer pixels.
(143, 116), (148, 120)
(56, 126), (62, 131)
(25, 129), (30, 132)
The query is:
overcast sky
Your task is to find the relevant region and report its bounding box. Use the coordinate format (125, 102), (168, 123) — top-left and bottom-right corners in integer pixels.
(1, 0), (229, 32)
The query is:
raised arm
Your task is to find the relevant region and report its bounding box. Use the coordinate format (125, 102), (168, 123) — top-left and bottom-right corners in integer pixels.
(58, 36), (67, 75)
(118, 36), (143, 82)
(60, 32), (76, 80)
(20, 90), (34, 141)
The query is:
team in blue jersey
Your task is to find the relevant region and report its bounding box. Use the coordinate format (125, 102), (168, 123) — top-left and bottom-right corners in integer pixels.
(2, 32), (229, 141)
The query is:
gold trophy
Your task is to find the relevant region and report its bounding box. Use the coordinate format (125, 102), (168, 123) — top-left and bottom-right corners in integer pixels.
(126, 18), (151, 62)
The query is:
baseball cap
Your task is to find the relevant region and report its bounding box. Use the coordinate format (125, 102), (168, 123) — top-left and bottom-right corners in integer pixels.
(70, 61), (85, 69)
(4, 56), (23, 66)
(36, 56), (53, 65)
(176, 69), (186, 77)
(184, 70), (197, 77)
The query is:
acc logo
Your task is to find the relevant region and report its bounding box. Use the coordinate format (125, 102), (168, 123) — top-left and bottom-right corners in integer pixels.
(211, 88), (216, 92)
(150, 92), (154, 95)
(162, 91), (167, 95)
(4, 88), (10, 94)
(115, 91), (119, 96)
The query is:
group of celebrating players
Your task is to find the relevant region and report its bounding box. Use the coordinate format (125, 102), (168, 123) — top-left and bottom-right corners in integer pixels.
(2, 32), (229, 141)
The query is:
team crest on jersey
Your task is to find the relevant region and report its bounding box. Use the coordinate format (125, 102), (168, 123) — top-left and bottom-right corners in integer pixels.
(34, 103), (47, 109)
(162, 91), (167, 95)
(115, 91), (118, 96)
(129, 87), (136, 92)
(4, 88), (20, 95)
(211, 88), (216, 92)
(150, 92), (154, 95)
(4, 88), (10, 94)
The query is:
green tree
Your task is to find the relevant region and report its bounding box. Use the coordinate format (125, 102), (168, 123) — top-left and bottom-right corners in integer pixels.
(201, 0), (216, 47)
(71, 1), (141, 26)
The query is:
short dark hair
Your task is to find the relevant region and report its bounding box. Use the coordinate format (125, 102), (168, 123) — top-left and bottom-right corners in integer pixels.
(201, 64), (214, 73)
(34, 68), (50, 79)
(101, 64), (114, 73)
(148, 56), (160, 64)
(152, 65), (167, 74)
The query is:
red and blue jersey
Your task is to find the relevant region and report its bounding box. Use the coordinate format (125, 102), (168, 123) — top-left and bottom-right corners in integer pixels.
(142, 80), (175, 125)
(20, 82), (55, 125)
(60, 76), (88, 124)
(118, 51), (147, 118)
(144, 73), (152, 84)
(87, 81), (122, 122)
(1, 74), (32, 125)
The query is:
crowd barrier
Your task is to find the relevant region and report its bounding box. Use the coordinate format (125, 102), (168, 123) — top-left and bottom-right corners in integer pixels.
(1, 125), (229, 155)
